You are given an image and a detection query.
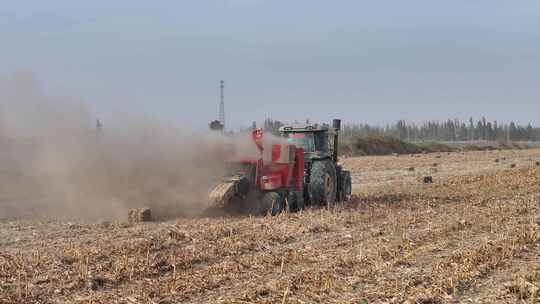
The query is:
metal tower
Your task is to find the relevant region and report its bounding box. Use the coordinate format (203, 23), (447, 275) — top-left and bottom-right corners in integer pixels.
(219, 80), (225, 129)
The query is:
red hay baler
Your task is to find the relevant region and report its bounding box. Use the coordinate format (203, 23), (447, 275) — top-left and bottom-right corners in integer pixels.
(208, 129), (305, 215)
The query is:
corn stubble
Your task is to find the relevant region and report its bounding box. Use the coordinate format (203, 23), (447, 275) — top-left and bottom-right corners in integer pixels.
(1, 150), (540, 304)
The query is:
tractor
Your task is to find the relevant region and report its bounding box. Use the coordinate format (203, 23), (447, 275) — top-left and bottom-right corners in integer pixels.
(207, 119), (351, 215)
(279, 119), (352, 209)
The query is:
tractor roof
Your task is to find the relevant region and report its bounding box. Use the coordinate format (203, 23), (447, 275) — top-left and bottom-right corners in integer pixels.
(279, 123), (330, 133)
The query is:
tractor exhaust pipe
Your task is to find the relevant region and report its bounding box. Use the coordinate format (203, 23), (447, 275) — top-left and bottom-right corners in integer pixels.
(332, 119), (341, 162)
(332, 119), (341, 131)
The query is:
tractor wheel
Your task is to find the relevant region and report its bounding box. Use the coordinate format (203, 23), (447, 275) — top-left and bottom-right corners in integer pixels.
(308, 160), (337, 207)
(341, 171), (352, 202)
(257, 192), (284, 216)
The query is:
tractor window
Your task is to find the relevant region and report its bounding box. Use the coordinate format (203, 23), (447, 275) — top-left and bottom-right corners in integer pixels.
(314, 132), (329, 152)
(286, 133), (315, 152)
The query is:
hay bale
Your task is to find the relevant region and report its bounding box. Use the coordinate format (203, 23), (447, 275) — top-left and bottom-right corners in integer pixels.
(535, 161), (540, 167)
(423, 176), (433, 184)
(128, 208), (152, 223)
(432, 163), (438, 167)
(408, 167), (415, 172)
(510, 164), (516, 168)
(494, 159), (500, 163)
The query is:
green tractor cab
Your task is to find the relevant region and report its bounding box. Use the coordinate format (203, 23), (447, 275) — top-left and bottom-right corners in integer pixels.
(279, 119), (352, 207)
(281, 124), (331, 161)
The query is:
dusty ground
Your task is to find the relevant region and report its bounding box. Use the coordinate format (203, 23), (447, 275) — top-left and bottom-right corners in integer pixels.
(1, 149), (540, 303)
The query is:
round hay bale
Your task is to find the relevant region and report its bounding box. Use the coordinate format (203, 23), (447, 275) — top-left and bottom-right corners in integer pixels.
(423, 176), (433, 184)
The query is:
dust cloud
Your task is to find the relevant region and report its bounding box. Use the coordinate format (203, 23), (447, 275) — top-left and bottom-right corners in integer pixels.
(0, 72), (231, 220)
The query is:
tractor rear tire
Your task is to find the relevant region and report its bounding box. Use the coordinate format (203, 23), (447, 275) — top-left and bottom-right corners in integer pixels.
(308, 160), (337, 207)
(257, 192), (284, 216)
(288, 191), (304, 212)
(340, 171), (352, 201)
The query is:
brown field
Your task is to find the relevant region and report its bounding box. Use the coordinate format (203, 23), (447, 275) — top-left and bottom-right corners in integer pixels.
(1, 149), (540, 304)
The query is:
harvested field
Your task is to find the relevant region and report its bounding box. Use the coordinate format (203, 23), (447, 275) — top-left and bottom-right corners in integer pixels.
(1, 149), (540, 303)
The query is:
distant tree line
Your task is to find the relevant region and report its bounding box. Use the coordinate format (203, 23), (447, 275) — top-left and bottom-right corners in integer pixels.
(343, 118), (539, 142)
(263, 117), (540, 142)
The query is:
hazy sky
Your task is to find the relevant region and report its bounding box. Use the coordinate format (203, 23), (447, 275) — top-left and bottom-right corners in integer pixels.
(2, 1), (540, 129)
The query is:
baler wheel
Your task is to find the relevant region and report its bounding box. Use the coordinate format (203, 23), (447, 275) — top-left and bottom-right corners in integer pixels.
(257, 192), (284, 216)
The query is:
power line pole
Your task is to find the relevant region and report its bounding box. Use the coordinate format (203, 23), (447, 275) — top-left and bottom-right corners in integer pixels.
(219, 80), (225, 129)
